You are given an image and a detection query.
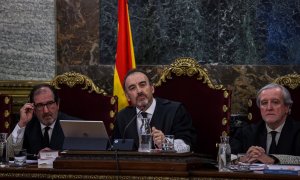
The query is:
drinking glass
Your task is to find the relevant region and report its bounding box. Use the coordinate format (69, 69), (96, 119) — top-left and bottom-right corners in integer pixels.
(14, 148), (27, 166)
(138, 118), (152, 152)
(0, 133), (8, 166)
(162, 135), (174, 151)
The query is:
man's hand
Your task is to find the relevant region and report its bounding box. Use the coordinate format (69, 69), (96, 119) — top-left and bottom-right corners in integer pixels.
(239, 146), (275, 164)
(18, 103), (34, 128)
(151, 127), (165, 149)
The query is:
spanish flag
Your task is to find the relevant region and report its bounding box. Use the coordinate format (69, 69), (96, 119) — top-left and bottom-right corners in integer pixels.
(113, 0), (136, 111)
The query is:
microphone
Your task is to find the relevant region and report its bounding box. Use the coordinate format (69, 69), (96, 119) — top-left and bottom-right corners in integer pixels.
(122, 109), (142, 142)
(112, 109), (142, 151)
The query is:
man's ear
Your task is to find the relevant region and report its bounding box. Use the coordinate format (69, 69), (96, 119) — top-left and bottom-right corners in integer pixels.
(56, 99), (60, 109)
(288, 105), (292, 114)
(125, 93), (130, 101)
(151, 85), (155, 94)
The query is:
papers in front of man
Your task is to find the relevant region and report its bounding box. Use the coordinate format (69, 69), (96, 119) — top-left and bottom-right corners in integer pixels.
(229, 163), (266, 172)
(262, 165), (300, 176)
(38, 150), (59, 168)
(38, 158), (55, 168)
(39, 150), (59, 159)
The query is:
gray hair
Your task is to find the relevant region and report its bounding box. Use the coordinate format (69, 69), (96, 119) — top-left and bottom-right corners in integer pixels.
(256, 83), (293, 107)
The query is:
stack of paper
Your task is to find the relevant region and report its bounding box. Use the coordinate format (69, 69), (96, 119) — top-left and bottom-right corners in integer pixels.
(263, 165), (300, 176)
(38, 151), (59, 168)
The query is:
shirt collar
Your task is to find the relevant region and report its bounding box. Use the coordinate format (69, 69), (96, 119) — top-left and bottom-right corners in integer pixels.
(40, 120), (56, 130)
(266, 120), (285, 134)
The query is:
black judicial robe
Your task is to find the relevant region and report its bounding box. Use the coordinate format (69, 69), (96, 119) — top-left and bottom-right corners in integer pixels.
(112, 98), (197, 151)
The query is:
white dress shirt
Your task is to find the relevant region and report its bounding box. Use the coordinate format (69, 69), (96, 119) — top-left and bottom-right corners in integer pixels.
(11, 120), (57, 144)
(265, 121), (285, 154)
(136, 98), (190, 153)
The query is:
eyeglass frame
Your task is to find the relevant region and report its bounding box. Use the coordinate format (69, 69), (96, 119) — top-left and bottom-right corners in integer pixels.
(34, 100), (57, 111)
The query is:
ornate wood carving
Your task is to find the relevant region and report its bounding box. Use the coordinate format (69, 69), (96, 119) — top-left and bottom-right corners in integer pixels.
(274, 73), (300, 90)
(155, 57), (225, 90)
(50, 72), (107, 95)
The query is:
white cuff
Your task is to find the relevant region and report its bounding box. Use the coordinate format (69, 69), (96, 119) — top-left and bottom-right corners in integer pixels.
(12, 124), (25, 144)
(174, 139), (190, 153)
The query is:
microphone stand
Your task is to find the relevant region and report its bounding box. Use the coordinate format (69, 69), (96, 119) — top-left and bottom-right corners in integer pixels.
(121, 110), (142, 143)
(114, 110), (143, 178)
(111, 110), (142, 151)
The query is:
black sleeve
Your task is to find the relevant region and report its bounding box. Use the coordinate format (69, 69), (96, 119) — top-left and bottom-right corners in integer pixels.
(171, 104), (197, 150)
(230, 127), (245, 154)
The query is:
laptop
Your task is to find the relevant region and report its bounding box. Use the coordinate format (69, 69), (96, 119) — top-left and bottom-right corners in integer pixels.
(60, 120), (109, 151)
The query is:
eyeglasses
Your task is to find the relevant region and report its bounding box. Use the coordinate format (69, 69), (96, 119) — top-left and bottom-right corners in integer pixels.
(34, 101), (56, 111)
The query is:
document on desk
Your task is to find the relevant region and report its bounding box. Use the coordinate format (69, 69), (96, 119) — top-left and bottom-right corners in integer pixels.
(230, 163), (265, 172)
(262, 164), (300, 176)
(38, 151), (59, 168)
(39, 151), (59, 159)
(252, 164), (300, 175)
(9, 160), (38, 164)
(230, 163), (300, 176)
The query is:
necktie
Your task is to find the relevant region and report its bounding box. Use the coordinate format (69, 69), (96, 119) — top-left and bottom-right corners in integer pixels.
(140, 112), (148, 134)
(269, 131), (277, 154)
(141, 112), (148, 119)
(42, 126), (50, 148)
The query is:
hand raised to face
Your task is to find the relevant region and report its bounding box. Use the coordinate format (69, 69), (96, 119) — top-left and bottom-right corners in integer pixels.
(18, 103), (34, 128)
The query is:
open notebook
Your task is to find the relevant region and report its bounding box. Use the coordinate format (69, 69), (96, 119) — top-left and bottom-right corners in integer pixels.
(60, 120), (109, 151)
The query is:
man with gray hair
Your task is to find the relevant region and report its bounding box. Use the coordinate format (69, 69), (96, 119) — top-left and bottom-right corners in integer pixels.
(231, 83), (300, 164)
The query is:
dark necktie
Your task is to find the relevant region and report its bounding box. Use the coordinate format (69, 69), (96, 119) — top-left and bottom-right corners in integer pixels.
(269, 131), (277, 154)
(42, 126), (50, 148)
(141, 112), (148, 119)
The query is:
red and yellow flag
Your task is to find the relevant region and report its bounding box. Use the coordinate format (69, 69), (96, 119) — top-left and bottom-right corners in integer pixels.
(113, 0), (136, 111)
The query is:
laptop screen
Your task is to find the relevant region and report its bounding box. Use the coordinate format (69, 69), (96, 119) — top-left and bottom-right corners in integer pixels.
(60, 120), (109, 150)
(60, 120), (109, 139)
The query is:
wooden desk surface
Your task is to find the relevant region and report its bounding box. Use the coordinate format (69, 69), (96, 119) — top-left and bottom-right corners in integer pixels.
(1, 166), (299, 180)
(54, 150), (207, 171)
(0, 151), (299, 180)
